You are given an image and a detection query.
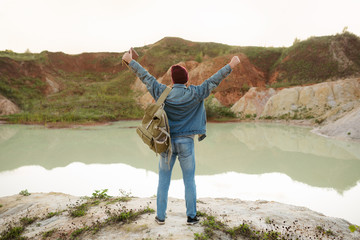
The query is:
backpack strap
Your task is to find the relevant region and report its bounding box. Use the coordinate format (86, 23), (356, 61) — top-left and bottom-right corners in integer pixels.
(156, 87), (171, 105)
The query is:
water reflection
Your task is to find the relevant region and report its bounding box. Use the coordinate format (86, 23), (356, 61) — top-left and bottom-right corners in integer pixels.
(1, 163), (359, 225)
(0, 122), (360, 194)
(197, 123), (360, 193)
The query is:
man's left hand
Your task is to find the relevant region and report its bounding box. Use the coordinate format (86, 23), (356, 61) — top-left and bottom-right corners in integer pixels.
(122, 50), (133, 64)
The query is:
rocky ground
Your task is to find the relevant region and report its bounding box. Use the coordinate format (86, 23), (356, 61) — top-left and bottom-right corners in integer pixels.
(231, 78), (360, 141)
(0, 192), (359, 240)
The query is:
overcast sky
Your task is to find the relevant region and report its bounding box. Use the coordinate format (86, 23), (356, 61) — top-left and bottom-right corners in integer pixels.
(1, 0), (359, 54)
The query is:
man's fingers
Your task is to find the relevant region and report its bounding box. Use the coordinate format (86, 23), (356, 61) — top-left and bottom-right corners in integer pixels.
(122, 51), (132, 64)
(233, 56), (240, 65)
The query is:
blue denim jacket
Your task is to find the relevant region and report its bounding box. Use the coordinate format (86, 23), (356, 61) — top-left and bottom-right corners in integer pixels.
(129, 60), (232, 141)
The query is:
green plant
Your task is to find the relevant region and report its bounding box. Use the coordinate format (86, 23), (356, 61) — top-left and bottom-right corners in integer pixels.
(268, 81), (298, 89)
(66, 205), (154, 239)
(19, 189), (30, 196)
(69, 203), (88, 217)
(91, 189), (111, 199)
(196, 211), (207, 217)
(195, 51), (203, 63)
(241, 83), (250, 92)
(227, 223), (254, 238)
(194, 212), (292, 240)
(70, 227), (87, 239)
(91, 200), (101, 206)
(325, 229), (335, 236)
(316, 225), (335, 236)
(20, 217), (37, 225)
(349, 224), (360, 232)
(116, 189), (133, 202)
(0, 226), (25, 240)
(202, 215), (225, 230)
(42, 228), (57, 238)
(0, 214), (39, 240)
(194, 232), (209, 240)
(46, 211), (62, 218)
(204, 95), (236, 120)
(106, 206), (154, 224)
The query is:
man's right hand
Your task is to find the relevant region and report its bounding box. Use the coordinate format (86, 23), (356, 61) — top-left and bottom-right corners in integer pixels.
(229, 56), (240, 69)
(122, 49), (133, 64)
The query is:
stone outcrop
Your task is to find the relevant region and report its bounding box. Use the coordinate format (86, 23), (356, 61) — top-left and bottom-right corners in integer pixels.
(261, 78), (360, 118)
(0, 94), (20, 115)
(231, 78), (360, 120)
(314, 104), (360, 141)
(231, 78), (360, 141)
(45, 77), (60, 94)
(231, 87), (276, 117)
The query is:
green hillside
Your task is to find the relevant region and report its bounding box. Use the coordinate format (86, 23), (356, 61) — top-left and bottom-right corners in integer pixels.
(1, 32), (360, 124)
(269, 32), (360, 87)
(0, 52), (143, 123)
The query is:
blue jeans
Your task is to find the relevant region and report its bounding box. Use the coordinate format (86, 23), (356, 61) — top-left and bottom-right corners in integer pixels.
(156, 137), (197, 220)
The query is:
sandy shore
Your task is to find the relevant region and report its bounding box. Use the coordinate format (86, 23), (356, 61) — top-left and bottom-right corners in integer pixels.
(0, 192), (359, 240)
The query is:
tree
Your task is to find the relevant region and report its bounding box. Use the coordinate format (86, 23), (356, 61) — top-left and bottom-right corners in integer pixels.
(293, 37), (301, 45)
(342, 26), (348, 34)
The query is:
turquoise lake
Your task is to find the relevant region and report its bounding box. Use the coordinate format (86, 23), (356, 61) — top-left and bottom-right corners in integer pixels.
(0, 121), (359, 225)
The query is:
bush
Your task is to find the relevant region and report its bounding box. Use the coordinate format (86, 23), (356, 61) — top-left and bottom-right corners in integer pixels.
(204, 95), (235, 120)
(19, 189), (30, 196)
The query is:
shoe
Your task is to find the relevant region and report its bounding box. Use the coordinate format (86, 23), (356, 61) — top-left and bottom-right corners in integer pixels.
(155, 216), (165, 225)
(187, 216), (199, 225)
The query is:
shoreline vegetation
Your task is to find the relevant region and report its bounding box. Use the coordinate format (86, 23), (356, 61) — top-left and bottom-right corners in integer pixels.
(0, 117), (315, 129)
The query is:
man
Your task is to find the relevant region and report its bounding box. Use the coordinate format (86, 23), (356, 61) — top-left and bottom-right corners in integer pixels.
(122, 50), (240, 225)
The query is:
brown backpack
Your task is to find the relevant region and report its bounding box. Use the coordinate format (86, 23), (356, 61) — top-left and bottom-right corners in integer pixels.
(136, 87), (172, 158)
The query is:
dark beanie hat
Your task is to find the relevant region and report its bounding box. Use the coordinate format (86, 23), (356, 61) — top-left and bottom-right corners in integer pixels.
(171, 65), (188, 84)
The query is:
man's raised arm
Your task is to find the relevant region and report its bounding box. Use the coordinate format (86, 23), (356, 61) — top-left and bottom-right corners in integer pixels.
(122, 50), (166, 101)
(195, 56), (240, 100)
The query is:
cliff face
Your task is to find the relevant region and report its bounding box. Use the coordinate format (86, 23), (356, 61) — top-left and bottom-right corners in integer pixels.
(231, 78), (360, 140)
(314, 105), (360, 141)
(231, 87), (276, 116)
(232, 78), (360, 118)
(261, 78), (360, 118)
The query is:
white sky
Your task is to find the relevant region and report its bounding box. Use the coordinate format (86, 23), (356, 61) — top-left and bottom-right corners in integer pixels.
(0, 0), (359, 54)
